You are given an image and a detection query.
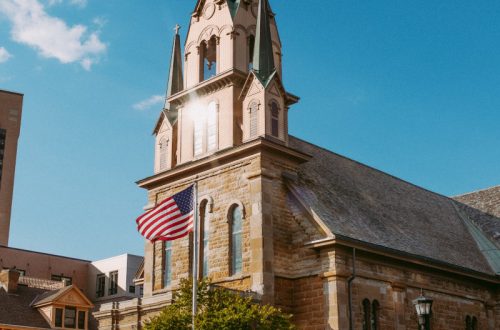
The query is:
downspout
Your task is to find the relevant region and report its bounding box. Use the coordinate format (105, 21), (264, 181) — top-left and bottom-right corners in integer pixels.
(347, 248), (356, 330)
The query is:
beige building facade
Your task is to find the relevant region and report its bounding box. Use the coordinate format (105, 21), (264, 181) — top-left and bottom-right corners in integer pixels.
(0, 89), (23, 247)
(94, 1), (500, 329)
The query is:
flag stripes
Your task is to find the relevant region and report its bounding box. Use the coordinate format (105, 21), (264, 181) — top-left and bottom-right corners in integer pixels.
(136, 185), (195, 241)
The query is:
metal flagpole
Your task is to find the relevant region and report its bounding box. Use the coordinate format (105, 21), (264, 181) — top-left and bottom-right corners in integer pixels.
(192, 181), (199, 330)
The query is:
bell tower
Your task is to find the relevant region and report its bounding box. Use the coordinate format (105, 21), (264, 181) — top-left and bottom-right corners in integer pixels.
(154, 0), (298, 169)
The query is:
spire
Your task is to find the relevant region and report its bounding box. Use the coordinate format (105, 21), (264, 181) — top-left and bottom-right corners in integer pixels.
(164, 24), (184, 111)
(252, 0), (275, 85)
(227, 0), (241, 19)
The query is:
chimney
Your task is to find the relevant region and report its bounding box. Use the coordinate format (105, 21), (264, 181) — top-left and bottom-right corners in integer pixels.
(0, 269), (21, 293)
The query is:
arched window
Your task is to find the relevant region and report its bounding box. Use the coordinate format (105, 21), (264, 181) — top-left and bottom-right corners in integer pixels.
(194, 113), (203, 156)
(199, 200), (210, 278)
(466, 316), (478, 330)
(362, 299), (371, 330)
(200, 37), (217, 81)
(248, 35), (255, 70)
(249, 101), (259, 138)
(206, 101), (218, 151)
(159, 138), (168, 171)
(164, 241), (172, 287)
(371, 300), (380, 330)
(230, 205), (243, 275)
(270, 101), (280, 138)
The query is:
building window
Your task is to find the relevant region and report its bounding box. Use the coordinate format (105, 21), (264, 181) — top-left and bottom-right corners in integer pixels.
(249, 101), (259, 138)
(77, 311), (86, 330)
(206, 102), (218, 151)
(200, 37), (217, 81)
(270, 101), (280, 138)
(362, 299), (371, 330)
(230, 205), (243, 276)
(51, 274), (72, 285)
(64, 307), (77, 329)
(96, 274), (105, 298)
(108, 271), (118, 295)
(466, 316), (478, 330)
(362, 299), (380, 330)
(199, 200), (210, 278)
(129, 285), (136, 294)
(0, 128), (5, 186)
(248, 35), (255, 71)
(164, 241), (172, 287)
(371, 300), (380, 330)
(194, 114), (203, 156)
(159, 138), (168, 171)
(55, 308), (63, 327)
(193, 101), (218, 156)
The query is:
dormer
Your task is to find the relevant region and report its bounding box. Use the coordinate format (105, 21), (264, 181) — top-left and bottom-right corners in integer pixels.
(153, 112), (177, 173)
(32, 285), (94, 330)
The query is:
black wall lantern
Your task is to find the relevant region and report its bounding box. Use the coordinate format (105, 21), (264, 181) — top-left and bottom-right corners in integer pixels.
(413, 292), (433, 330)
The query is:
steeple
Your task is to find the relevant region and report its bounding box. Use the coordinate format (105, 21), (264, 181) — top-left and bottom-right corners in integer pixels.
(164, 25), (183, 113)
(227, 0), (241, 18)
(252, 0), (275, 84)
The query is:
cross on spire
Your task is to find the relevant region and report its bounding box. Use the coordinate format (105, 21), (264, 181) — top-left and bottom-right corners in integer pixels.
(174, 24), (181, 35)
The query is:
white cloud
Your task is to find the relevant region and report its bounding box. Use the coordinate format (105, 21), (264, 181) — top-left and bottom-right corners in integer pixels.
(0, 0), (106, 70)
(0, 47), (13, 63)
(133, 95), (164, 111)
(47, 0), (87, 8)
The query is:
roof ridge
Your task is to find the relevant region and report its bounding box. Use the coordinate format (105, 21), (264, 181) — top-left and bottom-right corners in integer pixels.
(453, 185), (500, 198)
(289, 135), (457, 203)
(0, 246), (90, 262)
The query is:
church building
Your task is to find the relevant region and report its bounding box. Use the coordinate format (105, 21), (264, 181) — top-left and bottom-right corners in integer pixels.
(94, 1), (500, 329)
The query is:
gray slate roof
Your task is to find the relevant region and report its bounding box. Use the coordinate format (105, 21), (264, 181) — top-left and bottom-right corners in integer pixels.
(289, 136), (499, 276)
(0, 285), (51, 329)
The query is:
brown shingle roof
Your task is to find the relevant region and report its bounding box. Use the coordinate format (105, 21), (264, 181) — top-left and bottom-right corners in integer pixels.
(289, 136), (498, 276)
(0, 286), (51, 329)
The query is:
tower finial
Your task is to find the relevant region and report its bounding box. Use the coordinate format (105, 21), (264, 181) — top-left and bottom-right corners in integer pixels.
(252, 0), (275, 84)
(164, 25), (184, 113)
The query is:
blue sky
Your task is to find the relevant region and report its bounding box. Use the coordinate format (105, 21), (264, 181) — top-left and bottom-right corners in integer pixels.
(0, 0), (499, 260)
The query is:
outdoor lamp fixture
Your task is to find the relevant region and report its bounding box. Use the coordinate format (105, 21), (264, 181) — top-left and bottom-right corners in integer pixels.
(413, 291), (433, 330)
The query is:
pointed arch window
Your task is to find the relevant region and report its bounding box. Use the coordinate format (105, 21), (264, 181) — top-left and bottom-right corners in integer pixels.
(229, 205), (243, 276)
(194, 115), (203, 156)
(199, 200), (210, 278)
(270, 101), (280, 138)
(472, 317), (478, 330)
(362, 299), (371, 330)
(466, 316), (478, 330)
(164, 241), (172, 287)
(207, 101), (218, 151)
(362, 299), (380, 330)
(249, 101), (259, 138)
(159, 137), (168, 171)
(200, 36), (217, 81)
(371, 300), (380, 330)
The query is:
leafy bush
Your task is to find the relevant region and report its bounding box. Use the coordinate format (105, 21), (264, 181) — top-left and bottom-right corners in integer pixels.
(144, 279), (294, 330)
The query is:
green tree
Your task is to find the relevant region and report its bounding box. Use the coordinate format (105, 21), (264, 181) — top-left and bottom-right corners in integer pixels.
(144, 279), (294, 330)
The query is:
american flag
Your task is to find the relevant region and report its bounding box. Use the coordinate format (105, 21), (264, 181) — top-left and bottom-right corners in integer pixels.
(136, 185), (195, 241)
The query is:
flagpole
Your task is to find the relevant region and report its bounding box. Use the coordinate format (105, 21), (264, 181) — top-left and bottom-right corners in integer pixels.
(192, 181), (199, 330)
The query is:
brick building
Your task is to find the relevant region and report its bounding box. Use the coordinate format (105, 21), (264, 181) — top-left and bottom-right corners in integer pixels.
(0, 89), (23, 247)
(94, 1), (500, 329)
(0, 268), (94, 330)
